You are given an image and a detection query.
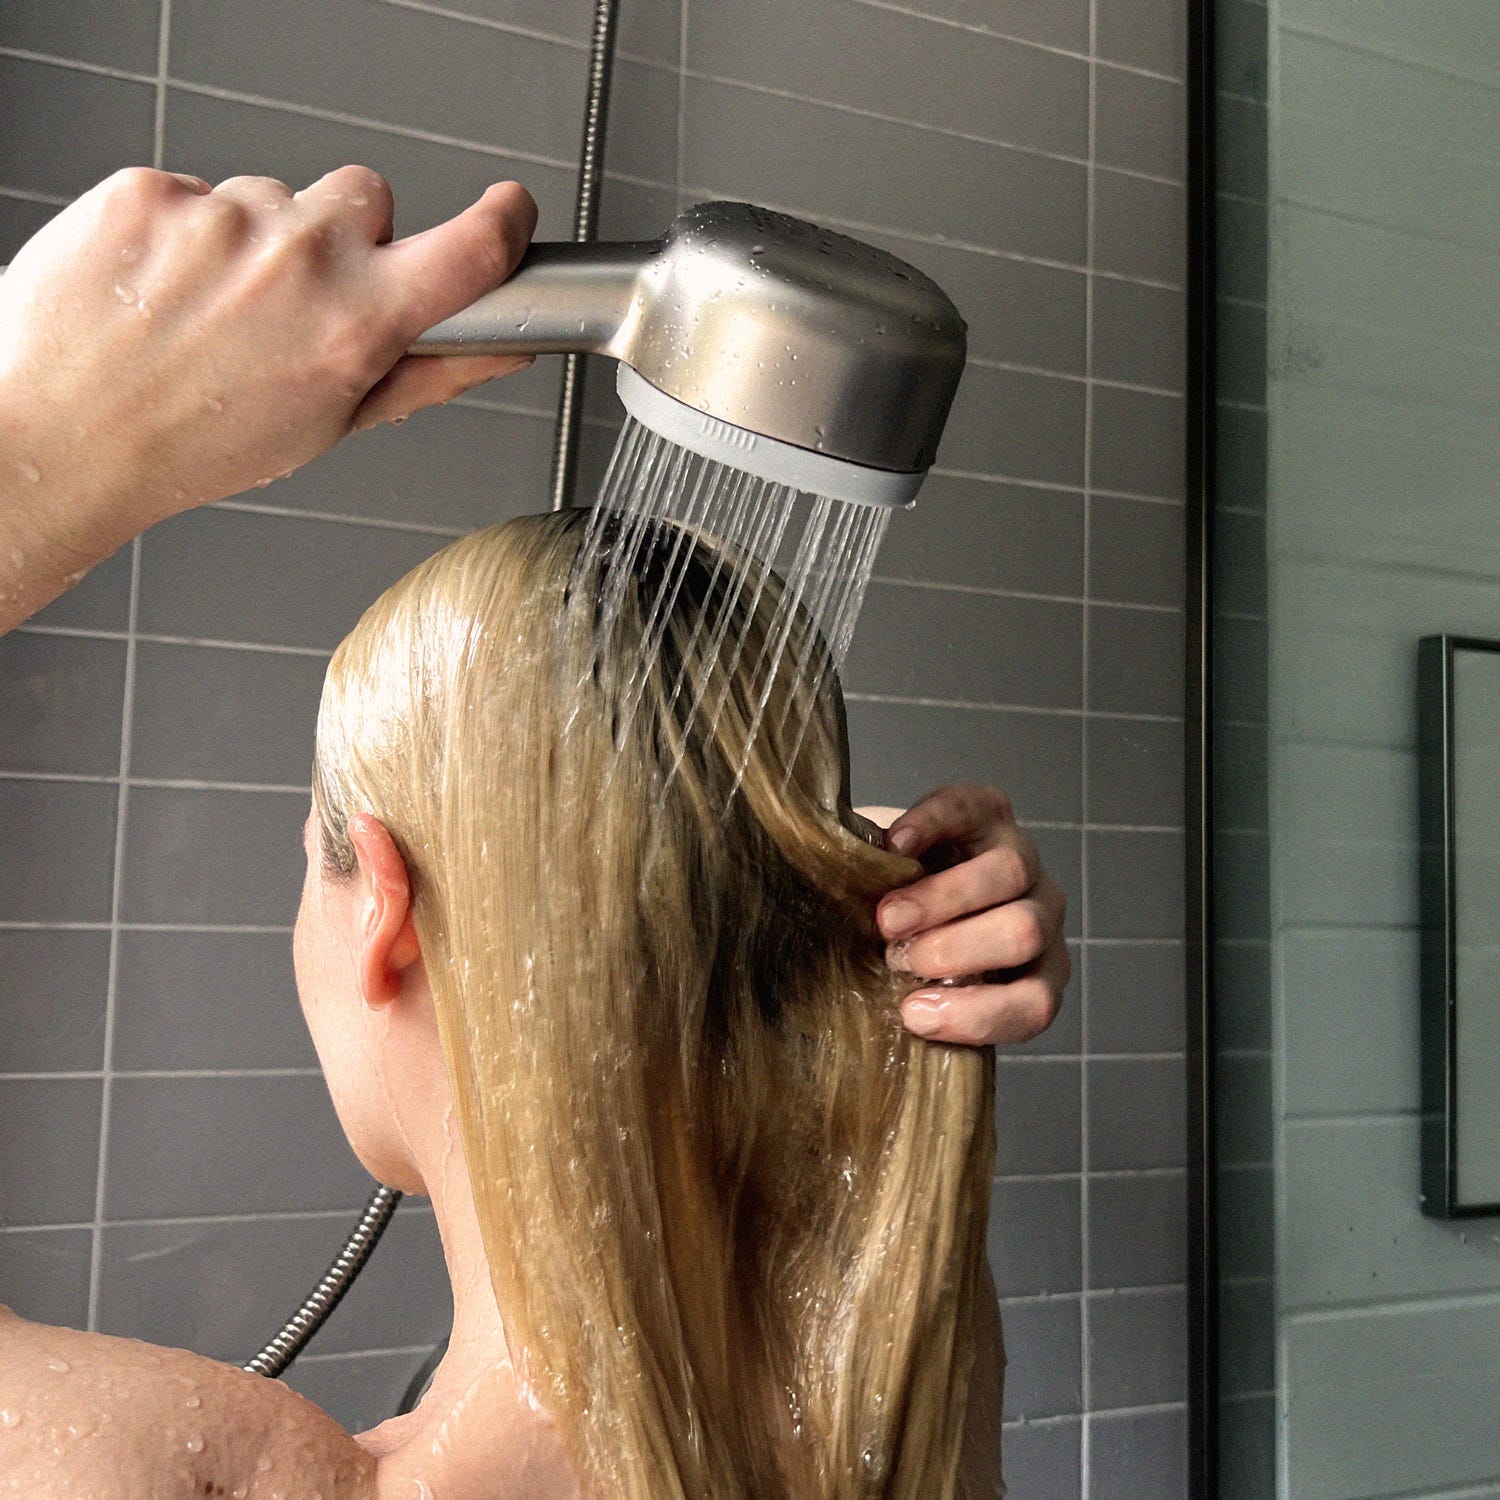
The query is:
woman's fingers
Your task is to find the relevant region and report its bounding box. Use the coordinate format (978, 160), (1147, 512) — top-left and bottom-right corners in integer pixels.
(877, 831), (1041, 942)
(888, 884), (1059, 980)
(297, 164), (396, 244)
(380, 180), (538, 340)
(899, 940), (1073, 1046)
(351, 352), (536, 432)
(883, 781), (1015, 859)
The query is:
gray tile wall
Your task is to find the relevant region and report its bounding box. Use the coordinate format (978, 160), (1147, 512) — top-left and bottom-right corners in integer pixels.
(0, 2), (1189, 1491)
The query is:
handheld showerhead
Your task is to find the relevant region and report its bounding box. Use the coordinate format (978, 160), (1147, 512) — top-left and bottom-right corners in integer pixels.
(410, 201), (968, 508)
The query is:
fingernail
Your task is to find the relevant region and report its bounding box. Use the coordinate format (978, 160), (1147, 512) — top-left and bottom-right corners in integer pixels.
(881, 899), (919, 938)
(888, 826), (918, 854)
(901, 997), (943, 1037)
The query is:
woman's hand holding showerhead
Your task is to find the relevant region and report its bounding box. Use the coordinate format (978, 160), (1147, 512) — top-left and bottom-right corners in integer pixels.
(870, 782), (1071, 1046)
(0, 165), (537, 632)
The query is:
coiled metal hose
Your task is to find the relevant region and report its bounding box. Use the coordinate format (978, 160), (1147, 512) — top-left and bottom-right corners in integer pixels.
(241, 1185), (403, 1377)
(242, 0), (620, 1389)
(550, 0), (622, 512)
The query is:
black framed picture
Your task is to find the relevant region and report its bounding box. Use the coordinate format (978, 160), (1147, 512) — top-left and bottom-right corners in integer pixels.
(1420, 635), (1500, 1217)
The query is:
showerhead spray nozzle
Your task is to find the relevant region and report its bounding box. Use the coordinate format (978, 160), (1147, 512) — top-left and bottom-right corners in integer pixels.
(411, 201), (968, 508)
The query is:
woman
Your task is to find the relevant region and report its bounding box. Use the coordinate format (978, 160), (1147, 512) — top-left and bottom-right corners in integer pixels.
(0, 167), (1069, 1499)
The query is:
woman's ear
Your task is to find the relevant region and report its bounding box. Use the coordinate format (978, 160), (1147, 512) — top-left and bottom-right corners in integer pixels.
(345, 812), (422, 1006)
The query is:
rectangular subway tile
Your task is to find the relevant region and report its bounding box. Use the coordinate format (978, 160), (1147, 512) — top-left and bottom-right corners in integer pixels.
(880, 475), (1085, 598)
(0, 193), (60, 260)
(118, 785), (306, 927)
(687, 0), (1089, 159)
(161, 85), (577, 240)
(0, 1077), (103, 1228)
(843, 583), (1083, 710)
(136, 506), (448, 654)
(1087, 941), (1186, 1054)
(1087, 829), (1185, 943)
(940, 364), (1087, 489)
(1096, 0), (1187, 77)
(237, 400), (558, 534)
(994, 1058), (1082, 1175)
(681, 75), (1087, 265)
(0, 56), (155, 200)
(0, 928), (110, 1074)
(0, 779), (118, 923)
(1088, 1170), (1187, 1288)
(1092, 278), (1187, 394)
(0, 0), (161, 72)
(1085, 715), (1184, 828)
(0, 1226), (92, 1328)
(129, 641), (325, 788)
(1094, 65), (1187, 181)
(1088, 604), (1185, 718)
(1032, 827), (1082, 942)
(112, 929), (317, 1072)
(845, 700), (1083, 826)
(103, 1073), (373, 1220)
(999, 1416), (1081, 1500)
(1086, 1286), (1188, 1411)
(1088, 496), (1185, 611)
(0, 632), (126, 777)
(24, 543), (135, 635)
(1090, 386), (1185, 500)
(988, 1177), (1081, 1298)
(861, 230), (1088, 374)
(1088, 1056), (1187, 1170)
(1001, 1295), (1082, 1420)
(97, 1207), (448, 1362)
(1094, 169), (1186, 287)
(282, 1348), (437, 1437)
(1087, 1404), (1188, 1500)
(169, 0), (590, 168)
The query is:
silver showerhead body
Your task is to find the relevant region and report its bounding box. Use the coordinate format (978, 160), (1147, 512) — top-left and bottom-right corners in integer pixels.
(411, 201), (968, 507)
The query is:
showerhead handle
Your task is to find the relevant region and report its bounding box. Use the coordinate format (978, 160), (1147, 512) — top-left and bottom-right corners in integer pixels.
(410, 201), (968, 479)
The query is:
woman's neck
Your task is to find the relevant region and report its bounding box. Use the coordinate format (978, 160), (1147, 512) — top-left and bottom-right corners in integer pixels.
(356, 1109), (585, 1500)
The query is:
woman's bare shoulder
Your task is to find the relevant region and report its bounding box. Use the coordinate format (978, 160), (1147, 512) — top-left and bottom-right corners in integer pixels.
(0, 1305), (378, 1500)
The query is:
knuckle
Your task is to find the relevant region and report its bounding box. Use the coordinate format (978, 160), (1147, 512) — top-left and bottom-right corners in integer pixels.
(989, 842), (1030, 896)
(1009, 903), (1045, 961)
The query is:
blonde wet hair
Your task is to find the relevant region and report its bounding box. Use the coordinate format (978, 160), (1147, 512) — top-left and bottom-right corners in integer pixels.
(311, 510), (996, 1500)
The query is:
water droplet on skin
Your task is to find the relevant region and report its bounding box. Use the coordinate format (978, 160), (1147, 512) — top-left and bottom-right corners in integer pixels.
(255, 476), (274, 488)
(46, 1358), (69, 1374)
(183, 1394), (201, 1409)
(206, 396), (224, 413)
(256, 1455), (273, 1473)
(119, 245), (141, 264)
(136, 298), (152, 319)
(17, 461), (41, 483)
(185, 1434), (204, 1454)
(349, 197), (368, 208)
(113, 284), (136, 303)
(0, 1410), (22, 1428)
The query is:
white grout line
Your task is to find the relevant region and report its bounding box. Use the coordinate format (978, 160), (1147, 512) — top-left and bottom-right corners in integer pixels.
(214, 498), (468, 538)
(293, 1343), (440, 1364)
(676, 0), (688, 211)
(846, 0), (1186, 83)
(0, 183), (71, 207)
(1079, 0), (1097, 1476)
(844, 691), (1183, 723)
(85, 515), (142, 1330)
(2, 1068), (324, 1082)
